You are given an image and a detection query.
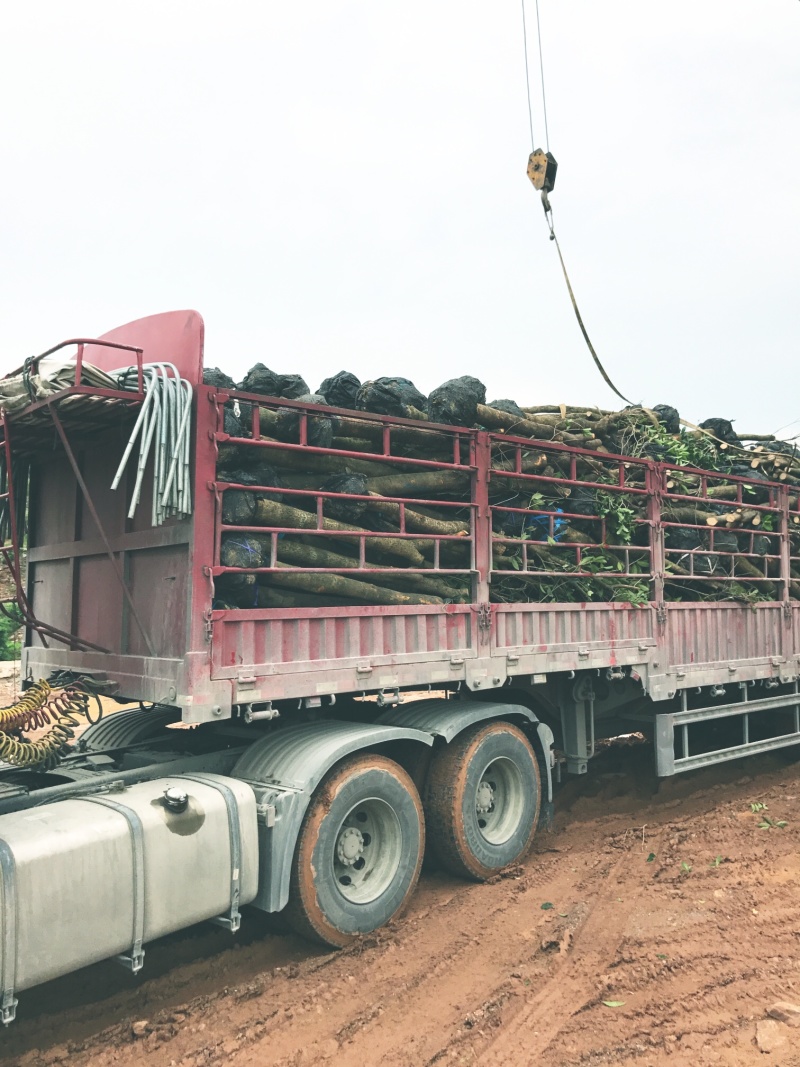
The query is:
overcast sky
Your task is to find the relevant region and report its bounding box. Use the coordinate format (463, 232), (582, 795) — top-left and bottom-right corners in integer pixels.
(1, 1), (798, 433)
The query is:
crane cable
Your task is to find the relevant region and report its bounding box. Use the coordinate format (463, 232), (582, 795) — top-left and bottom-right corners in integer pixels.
(521, 1), (634, 407)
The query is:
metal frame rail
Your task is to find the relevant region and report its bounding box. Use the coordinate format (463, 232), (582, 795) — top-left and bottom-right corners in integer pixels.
(653, 682), (800, 775)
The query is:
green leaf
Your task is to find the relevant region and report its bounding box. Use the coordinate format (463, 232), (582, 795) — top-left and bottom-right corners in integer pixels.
(680, 862), (692, 873)
(646, 852), (656, 863)
(603, 1000), (625, 1008)
(656, 953), (667, 960)
(540, 901), (554, 910)
(760, 817), (788, 829)
(558, 912), (569, 918)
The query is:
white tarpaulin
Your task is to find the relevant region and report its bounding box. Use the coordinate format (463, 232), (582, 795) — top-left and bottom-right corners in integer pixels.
(0, 355), (121, 414)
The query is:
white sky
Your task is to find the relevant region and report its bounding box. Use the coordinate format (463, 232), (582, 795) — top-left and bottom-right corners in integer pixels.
(1, 1), (798, 433)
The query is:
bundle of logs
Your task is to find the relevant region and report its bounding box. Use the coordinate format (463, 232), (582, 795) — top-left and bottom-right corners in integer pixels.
(205, 364), (800, 608)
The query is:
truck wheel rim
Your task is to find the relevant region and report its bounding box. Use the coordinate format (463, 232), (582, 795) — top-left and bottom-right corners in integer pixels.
(474, 756), (525, 845)
(332, 797), (403, 904)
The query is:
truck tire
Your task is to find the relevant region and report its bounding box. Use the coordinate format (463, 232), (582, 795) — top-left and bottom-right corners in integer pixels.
(425, 721), (540, 881)
(285, 754), (425, 948)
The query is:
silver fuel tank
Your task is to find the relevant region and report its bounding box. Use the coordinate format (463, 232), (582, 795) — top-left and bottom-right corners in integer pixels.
(0, 773), (259, 1023)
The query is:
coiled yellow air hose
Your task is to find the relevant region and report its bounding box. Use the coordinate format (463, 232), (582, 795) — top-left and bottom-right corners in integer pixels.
(0, 681), (96, 770)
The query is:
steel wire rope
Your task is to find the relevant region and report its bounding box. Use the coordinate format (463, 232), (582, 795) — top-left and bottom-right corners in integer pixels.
(520, 0), (536, 151)
(520, 1), (635, 407)
(534, 0), (550, 152)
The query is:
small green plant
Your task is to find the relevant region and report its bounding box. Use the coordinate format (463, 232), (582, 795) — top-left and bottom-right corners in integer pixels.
(612, 580), (651, 606)
(596, 491), (637, 545)
(680, 861), (692, 873)
(646, 852), (656, 863)
(750, 802), (768, 814)
(540, 901), (554, 910)
(759, 817), (787, 830)
(0, 605), (22, 661)
(579, 553), (617, 573)
(710, 856), (724, 868)
(603, 1000), (625, 1008)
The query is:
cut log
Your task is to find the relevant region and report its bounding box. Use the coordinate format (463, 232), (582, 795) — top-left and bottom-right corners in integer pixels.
(366, 470), (470, 497)
(256, 586), (369, 609)
(476, 404), (561, 438)
(252, 499), (427, 566)
(237, 439), (397, 478)
(277, 538), (470, 600)
(522, 405), (612, 417)
(491, 451), (549, 474)
(331, 436), (380, 453)
(732, 555), (775, 595)
(331, 414), (452, 452)
(266, 566), (443, 606)
(366, 495), (470, 535)
(663, 506), (721, 527)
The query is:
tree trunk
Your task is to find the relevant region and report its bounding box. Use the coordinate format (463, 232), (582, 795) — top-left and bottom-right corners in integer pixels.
(265, 566), (443, 606)
(253, 499), (427, 565)
(366, 470), (470, 497)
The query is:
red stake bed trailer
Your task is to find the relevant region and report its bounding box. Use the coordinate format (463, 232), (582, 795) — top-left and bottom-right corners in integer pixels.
(0, 310), (797, 1023)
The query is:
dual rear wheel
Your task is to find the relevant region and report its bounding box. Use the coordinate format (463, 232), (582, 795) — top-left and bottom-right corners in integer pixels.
(286, 721), (542, 947)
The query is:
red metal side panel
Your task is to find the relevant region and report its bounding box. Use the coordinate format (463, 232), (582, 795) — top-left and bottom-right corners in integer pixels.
(664, 603), (784, 669)
(211, 605), (474, 680)
(494, 603), (655, 653)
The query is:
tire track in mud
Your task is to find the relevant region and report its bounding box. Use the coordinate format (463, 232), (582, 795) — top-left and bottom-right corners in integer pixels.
(231, 850), (582, 1066)
(429, 829), (667, 1067)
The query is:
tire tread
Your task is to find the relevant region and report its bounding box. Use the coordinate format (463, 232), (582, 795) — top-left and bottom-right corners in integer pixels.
(425, 721), (540, 881)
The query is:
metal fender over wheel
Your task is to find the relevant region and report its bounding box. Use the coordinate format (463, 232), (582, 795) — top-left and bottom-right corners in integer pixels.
(425, 721), (541, 881)
(285, 754), (425, 948)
